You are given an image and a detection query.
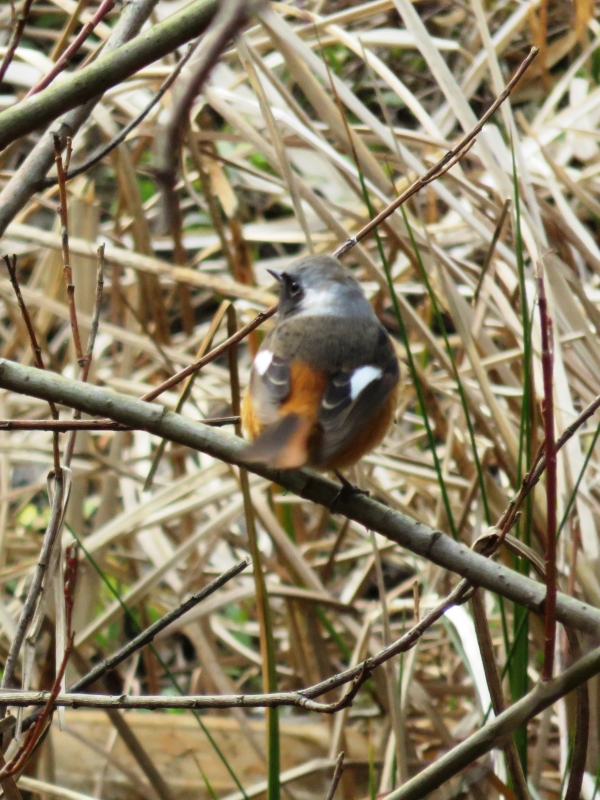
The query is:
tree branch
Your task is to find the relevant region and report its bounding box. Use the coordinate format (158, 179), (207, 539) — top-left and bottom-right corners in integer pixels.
(1, 358), (599, 635)
(384, 641), (600, 800)
(0, 0), (220, 152)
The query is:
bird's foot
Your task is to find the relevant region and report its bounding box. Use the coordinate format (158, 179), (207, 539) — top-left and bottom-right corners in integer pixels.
(331, 470), (369, 512)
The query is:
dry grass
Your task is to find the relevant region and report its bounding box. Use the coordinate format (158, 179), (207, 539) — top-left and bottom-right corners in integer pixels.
(1, 0), (600, 798)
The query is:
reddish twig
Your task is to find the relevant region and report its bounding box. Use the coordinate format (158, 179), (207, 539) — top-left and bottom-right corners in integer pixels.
(0, 637), (73, 779)
(141, 303), (277, 402)
(563, 627), (589, 800)
(493, 391), (600, 555)
(0, 520), (78, 778)
(334, 47), (539, 258)
(52, 134), (85, 367)
(3, 254), (61, 472)
(3, 255), (49, 378)
(538, 266), (557, 682)
(63, 542), (79, 634)
(63, 245), (104, 466)
(26, 0), (116, 97)
(0, 0), (34, 86)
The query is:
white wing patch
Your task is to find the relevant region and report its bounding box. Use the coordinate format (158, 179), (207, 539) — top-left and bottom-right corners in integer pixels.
(254, 349), (273, 376)
(350, 365), (382, 400)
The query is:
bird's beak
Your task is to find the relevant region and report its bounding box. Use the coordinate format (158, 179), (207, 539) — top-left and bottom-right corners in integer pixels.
(267, 268), (282, 283)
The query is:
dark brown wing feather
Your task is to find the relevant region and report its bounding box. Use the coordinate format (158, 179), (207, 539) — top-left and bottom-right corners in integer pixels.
(316, 357), (399, 467)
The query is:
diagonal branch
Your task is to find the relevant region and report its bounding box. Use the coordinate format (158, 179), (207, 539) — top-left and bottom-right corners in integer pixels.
(0, 0), (220, 152)
(1, 358), (599, 635)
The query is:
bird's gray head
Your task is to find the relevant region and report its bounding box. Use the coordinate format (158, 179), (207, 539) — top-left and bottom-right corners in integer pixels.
(269, 255), (371, 320)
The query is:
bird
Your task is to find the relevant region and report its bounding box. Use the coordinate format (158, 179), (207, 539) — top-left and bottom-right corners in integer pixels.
(241, 254), (400, 473)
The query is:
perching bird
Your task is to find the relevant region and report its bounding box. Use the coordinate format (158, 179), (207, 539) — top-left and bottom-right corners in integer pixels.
(241, 255), (399, 471)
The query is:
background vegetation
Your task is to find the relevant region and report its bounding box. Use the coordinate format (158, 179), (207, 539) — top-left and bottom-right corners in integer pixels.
(0, 0), (600, 798)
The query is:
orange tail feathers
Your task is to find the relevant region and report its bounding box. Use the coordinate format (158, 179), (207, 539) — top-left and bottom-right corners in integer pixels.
(243, 413), (313, 469)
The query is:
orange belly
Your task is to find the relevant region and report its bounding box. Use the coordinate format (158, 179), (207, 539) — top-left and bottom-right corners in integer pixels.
(242, 364), (397, 471)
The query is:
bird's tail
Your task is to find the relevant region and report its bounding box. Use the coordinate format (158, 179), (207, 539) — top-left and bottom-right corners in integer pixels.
(243, 414), (313, 469)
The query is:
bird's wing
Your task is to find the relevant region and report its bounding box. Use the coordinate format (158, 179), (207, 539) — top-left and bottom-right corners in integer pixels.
(318, 356), (399, 464)
(248, 341), (291, 425)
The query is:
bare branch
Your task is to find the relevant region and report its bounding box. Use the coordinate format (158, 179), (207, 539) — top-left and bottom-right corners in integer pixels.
(1, 357), (599, 635)
(383, 641), (600, 800)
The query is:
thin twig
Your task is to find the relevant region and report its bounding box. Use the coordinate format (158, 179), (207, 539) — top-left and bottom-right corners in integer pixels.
(17, 558), (251, 735)
(494, 391), (600, 551)
(3, 254), (61, 472)
(333, 47), (539, 258)
(0, 0), (34, 86)
(26, 0), (117, 98)
(141, 304), (277, 403)
(52, 134), (85, 366)
(324, 752), (345, 800)
(82, 245), (105, 381)
(4, 633), (600, 721)
(0, 416), (240, 431)
(63, 244), (105, 467)
(40, 42), (199, 187)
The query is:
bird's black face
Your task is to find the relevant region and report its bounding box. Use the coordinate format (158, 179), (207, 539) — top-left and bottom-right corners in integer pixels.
(268, 269), (305, 317)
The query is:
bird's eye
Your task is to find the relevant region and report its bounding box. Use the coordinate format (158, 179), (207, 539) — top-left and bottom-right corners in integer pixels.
(288, 280), (301, 297)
